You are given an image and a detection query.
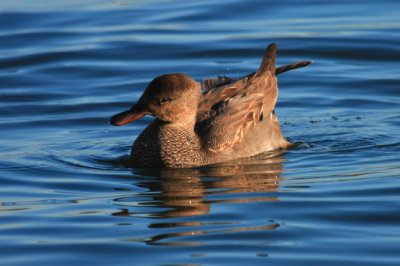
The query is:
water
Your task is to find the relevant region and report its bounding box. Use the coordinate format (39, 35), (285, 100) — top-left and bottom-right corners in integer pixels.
(1, 0), (400, 265)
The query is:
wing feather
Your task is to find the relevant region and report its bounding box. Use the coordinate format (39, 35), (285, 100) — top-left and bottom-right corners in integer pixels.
(196, 44), (312, 153)
(198, 93), (264, 153)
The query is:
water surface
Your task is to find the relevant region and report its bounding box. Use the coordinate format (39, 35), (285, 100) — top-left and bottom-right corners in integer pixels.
(1, 0), (400, 265)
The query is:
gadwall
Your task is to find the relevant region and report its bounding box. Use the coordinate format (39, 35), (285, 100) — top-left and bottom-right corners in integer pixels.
(111, 43), (312, 168)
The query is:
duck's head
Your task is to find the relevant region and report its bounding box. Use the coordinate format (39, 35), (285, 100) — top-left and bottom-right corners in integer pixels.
(110, 73), (202, 126)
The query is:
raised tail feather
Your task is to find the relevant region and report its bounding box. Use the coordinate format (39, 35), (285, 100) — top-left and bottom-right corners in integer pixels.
(237, 60), (312, 84)
(254, 43), (277, 78)
(202, 44), (313, 91)
(275, 60), (313, 75)
(255, 43), (313, 77)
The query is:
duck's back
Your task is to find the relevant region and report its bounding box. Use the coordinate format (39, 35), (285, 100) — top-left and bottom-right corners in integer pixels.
(195, 43), (290, 163)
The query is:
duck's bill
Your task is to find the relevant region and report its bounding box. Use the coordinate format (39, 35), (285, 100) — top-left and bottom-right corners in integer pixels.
(110, 109), (146, 126)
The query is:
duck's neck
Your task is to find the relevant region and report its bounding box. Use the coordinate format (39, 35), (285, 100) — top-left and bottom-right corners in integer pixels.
(131, 119), (199, 168)
(157, 119), (199, 148)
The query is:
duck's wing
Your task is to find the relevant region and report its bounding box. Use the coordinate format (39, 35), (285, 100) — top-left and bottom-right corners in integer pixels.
(196, 43), (279, 152)
(202, 76), (236, 91)
(196, 91), (265, 153)
(199, 56), (313, 122)
(197, 79), (244, 122)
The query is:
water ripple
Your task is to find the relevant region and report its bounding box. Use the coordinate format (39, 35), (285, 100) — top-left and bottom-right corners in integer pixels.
(1, 0), (400, 265)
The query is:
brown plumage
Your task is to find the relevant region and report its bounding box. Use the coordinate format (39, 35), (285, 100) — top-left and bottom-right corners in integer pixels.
(110, 43), (312, 168)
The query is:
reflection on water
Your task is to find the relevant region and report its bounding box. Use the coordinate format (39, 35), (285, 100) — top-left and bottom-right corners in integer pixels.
(113, 152), (284, 245)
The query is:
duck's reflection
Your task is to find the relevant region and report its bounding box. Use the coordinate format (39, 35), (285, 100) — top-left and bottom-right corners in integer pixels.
(113, 151), (286, 246)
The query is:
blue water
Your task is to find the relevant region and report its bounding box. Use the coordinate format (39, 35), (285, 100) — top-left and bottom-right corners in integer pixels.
(1, 1), (400, 265)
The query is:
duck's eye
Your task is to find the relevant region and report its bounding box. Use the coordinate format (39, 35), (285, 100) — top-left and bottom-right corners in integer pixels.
(159, 97), (172, 105)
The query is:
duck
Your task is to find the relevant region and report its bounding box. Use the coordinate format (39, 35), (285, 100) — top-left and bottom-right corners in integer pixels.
(110, 43), (312, 168)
